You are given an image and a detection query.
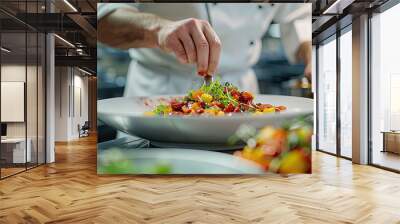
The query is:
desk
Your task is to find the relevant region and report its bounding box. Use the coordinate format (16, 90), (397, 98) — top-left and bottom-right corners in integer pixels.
(1, 138), (31, 163)
(382, 131), (400, 154)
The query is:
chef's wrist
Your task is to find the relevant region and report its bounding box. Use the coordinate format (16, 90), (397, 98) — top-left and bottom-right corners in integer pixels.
(147, 16), (172, 49)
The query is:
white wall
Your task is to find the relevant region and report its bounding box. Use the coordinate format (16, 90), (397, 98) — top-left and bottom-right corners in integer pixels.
(54, 67), (89, 141)
(74, 74), (89, 136)
(54, 66), (70, 141)
(1, 63), (47, 164)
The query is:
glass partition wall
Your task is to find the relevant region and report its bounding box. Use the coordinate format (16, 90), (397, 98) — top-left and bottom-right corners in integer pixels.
(370, 3), (400, 172)
(317, 35), (337, 155)
(339, 27), (352, 159)
(0, 1), (46, 179)
(316, 25), (353, 159)
(316, 0), (400, 172)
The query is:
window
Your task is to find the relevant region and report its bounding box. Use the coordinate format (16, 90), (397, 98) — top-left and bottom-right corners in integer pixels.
(370, 3), (400, 171)
(339, 28), (352, 158)
(317, 36), (337, 154)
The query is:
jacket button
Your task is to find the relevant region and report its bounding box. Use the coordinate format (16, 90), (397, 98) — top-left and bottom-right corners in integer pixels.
(249, 41), (255, 45)
(258, 5), (263, 9)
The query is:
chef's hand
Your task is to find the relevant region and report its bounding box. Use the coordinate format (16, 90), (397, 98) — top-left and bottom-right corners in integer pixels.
(157, 18), (221, 75)
(296, 41), (312, 80)
(98, 9), (221, 75)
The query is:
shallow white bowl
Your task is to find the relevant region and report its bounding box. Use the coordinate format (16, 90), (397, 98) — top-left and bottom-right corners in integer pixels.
(98, 95), (313, 144)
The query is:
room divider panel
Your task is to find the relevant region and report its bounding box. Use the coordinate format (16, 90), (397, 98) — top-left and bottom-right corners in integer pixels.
(0, 0), (47, 179)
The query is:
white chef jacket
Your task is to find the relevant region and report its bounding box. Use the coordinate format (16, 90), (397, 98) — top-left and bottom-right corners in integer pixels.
(98, 3), (311, 96)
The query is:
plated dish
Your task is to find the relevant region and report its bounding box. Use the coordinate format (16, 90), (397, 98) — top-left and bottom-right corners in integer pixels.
(233, 117), (312, 174)
(98, 94), (313, 144)
(147, 80), (286, 116)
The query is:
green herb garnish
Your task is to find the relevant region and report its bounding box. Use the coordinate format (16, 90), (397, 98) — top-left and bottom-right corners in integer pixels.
(199, 78), (238, 107)
(154, 104), (169, 115)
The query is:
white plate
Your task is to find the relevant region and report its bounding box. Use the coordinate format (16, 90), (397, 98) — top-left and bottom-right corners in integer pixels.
(98, 148), (264, 174)
(98, 95), (313, 144)
(150, 140), (245, 151)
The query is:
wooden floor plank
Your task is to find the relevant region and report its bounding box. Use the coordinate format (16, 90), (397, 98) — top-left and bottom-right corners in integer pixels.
(0, 135), (400, 224)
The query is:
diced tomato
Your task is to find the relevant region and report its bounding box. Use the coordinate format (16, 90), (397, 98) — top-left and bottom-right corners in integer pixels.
(212, 101), (224, 109)
(170, 101), (184, 111)
(196, 108), (205, 114)
(230, 90), (240, 100)
(181, 105), (191, 114)
(224, 103), (235, 113)
(233, 106), (241, 112)
(198, 101), (206, 108)
(239, 91), (253, 103)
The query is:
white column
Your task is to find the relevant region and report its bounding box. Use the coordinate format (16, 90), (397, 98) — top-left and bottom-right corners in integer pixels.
(352, 14), (369, 164)
(46, 33), (55, 163)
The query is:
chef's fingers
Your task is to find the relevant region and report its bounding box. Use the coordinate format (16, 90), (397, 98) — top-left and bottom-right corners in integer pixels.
(190, 22), (210, 74)
(202, 23), (221, 75)
(304, 62), (312, 81)
(178, 32), (197, 64)
(168, 36), (188, 64)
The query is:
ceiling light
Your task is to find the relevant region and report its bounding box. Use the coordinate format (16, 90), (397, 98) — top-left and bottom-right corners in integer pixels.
(323, 0), (354, 15)
(63, 0), (78, 12)
(1, 47), (11, 53)
(78, 67), (93, 76)
(323, 0), (341, 14)
(54, 34), (75, 48)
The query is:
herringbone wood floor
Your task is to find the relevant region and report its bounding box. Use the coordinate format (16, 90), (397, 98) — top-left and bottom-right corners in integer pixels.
(1, 135), (400, 224)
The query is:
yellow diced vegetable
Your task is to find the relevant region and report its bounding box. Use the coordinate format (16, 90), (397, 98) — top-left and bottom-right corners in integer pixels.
(165, 106), (172, 113)
(263, 107), (275, 113)
(204, 109), (216, 115)
(200, 93), (213, 103)
(191, 102), (200, 111)
(191, 89), (203, 100)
